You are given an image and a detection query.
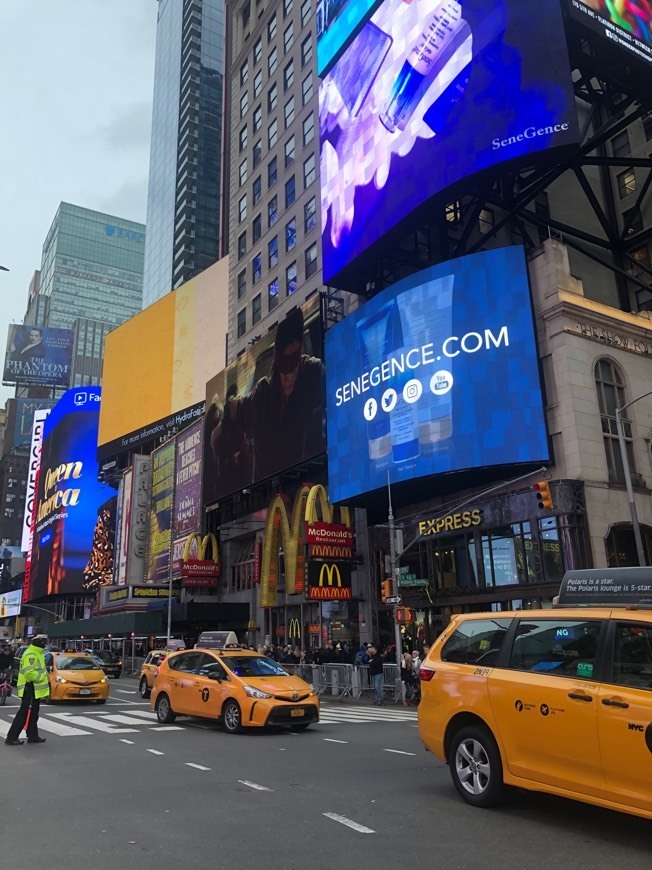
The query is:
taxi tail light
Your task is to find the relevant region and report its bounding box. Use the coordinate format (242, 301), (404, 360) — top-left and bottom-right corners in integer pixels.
(419, 666), (436, 682)
(154, 667), (160, 678)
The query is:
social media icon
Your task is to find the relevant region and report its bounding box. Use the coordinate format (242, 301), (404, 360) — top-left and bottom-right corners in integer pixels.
(74, 392), (88, 406)
(430, 370), (453, 396)
(381, 389), (397, 413)
(363, 398), (378, 421)
(403, 379), (422, 404)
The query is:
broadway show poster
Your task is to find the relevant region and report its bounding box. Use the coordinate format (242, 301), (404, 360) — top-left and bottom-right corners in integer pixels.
(3, 324), (73, 387)
(172, 420), (203, 575)
(146, 440), (175, 584)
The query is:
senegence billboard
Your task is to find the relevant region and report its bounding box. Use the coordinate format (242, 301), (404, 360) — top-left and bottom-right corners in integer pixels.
(320, 0), (579, 285)
(325, 247), (549, 502)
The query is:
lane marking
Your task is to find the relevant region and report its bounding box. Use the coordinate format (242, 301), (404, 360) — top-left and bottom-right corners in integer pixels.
(101, 714), (156, 727)
(0, 720), (11, 737)
(323, 738), (348, 744)
(238, 780), (273, 792)
(120, 739), (135, 745)
(146, 749), (164, 756)
(186, 763), (211, 771)
(30, 718), (92, 737)
(46, 713), (138, 733)
(115, 689), (137, 695)
(115, 709), (158, 721)
(323, 812), (375, 834)
(383, 749), (417, 756)
(150, 726), (185, 731)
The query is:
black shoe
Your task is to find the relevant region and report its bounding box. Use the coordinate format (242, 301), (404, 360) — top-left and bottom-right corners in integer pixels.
(27, 737), (46, 744)
(5, 739), (24, 746)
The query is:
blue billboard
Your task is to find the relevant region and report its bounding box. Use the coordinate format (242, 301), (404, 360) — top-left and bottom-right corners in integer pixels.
(320, 0), (579, 285)
(325, 247), (549, 502)
(3, 324), (73, 387)
(317, 0), (384, 76)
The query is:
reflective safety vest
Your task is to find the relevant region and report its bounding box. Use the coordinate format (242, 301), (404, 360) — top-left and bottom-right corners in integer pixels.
(17, 645), (49, 699)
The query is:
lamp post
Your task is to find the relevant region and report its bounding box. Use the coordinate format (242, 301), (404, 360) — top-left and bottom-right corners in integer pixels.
(615, 389), (652, 567)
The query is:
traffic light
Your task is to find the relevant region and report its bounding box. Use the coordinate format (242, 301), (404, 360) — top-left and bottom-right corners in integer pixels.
(396, 607), (415, 624)
(381, 579), (392, 602)
(534, 481), (553, 510)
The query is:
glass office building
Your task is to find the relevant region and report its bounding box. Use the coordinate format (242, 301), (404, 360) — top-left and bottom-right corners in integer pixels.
(143, 0), (226, 308)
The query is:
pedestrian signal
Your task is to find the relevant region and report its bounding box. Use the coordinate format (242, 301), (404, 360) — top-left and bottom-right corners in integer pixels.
(381, 579), (392, 603)
(534, 481), (553, 510)
(396, 607), (414, 624)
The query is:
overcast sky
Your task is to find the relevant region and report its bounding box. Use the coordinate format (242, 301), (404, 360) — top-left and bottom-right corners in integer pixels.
(0, 1), (158, 405)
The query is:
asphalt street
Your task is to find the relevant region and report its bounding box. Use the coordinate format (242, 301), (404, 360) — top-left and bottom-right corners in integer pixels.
(0, 685), (649, 870)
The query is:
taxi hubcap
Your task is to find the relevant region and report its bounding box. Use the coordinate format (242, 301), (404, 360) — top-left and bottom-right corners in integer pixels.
(158, 697), (169, 719)
(456, 738), (491, 796)
(225, 704), (239, 729)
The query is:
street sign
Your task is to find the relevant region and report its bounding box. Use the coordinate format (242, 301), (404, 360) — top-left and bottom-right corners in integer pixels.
(398, 566), (410, 574)
(398, 576), (427, 588)
(385, 595), (402, 605)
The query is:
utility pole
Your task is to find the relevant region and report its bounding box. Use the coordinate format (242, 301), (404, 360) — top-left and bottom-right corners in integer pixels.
(387, 473), (404, 702)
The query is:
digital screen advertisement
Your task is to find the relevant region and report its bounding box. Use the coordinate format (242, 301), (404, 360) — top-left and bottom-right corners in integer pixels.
(28, 388), (114, 601)
(0, 589), (22, 618)
(203, 297), (325, 506)
(317, 0), (384, 76)
(320, 0), (579, 285)
(146, 441), (175, 584)
(565, 0), (652, 65)
(7, 398), (56, 450)
(172, 420), (203, 575)
(3, 324), (73, 387)
(325, 247), (550, 503)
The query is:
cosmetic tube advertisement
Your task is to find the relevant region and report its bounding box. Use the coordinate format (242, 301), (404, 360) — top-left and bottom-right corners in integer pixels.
(320, 0), (579, 285)
(325, 246), (549, 503)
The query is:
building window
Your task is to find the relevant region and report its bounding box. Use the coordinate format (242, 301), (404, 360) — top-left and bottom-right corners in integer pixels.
(240, 91), (249, 118)
(269, 195), (278, 227)
(305, 242), (318, 277)
(643, 113), (652, 141)
(269, 235), (279, 268)
(242, 2), (251, 30)
(254, 38), (262, 64)
(611, 130), (630, 158)
(240, 60), (249, 86)
(269, 277), (279, 310)
(253, 139), (262, 167)
(479, 208), (494, 234)
(252, 293), (262, 325)
(623, 206), (643, 236)
(283, 0), (293, 17)
(303, 153), (315, 188)
(268, 83), (278, 112)
(300, 0), (311, 27)
(268, 13), (277, 41)
(446, 200), (461, 223)
(239, 125), (248, 153)
(302, 113), (314, 146)
(606, 523), (652, 567)
(285, 135), (295, 167)
(253, 213), (262, 243)
(239, 194), (248, 224)
(283, 60), (294, 92)
(253, 69), (263, 98)
(268, 118), (278, 148)
(286, 261), (298, 295)
(237, 308), (247, 338)
(268, 156), (278, 187)
(617, 168), (637, 199)
(286, 217), (297, 251)
(252, 253), (262, 284)
(237, 270), (246, 299)
(285, 175), (296, 207)
(251, 177), (261, 207)
(301, 35), (312, 67)
(304, 195), (316, 233)
(253, 104), (262, 133)
(284, 96), (295, 128)
(268, 47), (278, 75)
(302, 74), (313, 106)
(239, 159), (248, 187)
(284, 22), (294, 53)
(238, 231), (247, 260)
(595, 358), (635, 484)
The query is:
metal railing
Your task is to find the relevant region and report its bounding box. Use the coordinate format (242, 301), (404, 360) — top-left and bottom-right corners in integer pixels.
(280, 662), (401, 702)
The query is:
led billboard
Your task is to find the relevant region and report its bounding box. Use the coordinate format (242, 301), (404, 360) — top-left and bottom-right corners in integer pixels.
(565, 1), (652, 65)
(146, 441), (175, 584)
(28, 388), (113, 601)
(0, 589), (22, 618)
(172, 420), (203, 576)
(203, 297), (325, 506)
(320, 0), (579, 285)
(3, 324), (73, 387)
(317, 0), (384, 76)
(325, 247), (549, 503)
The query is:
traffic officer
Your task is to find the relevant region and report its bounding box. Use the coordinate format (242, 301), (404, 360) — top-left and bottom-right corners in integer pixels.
(5, 634), (49, 746)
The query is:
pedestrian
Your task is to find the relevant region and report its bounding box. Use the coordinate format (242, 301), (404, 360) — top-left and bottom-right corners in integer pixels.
(411, 649), (422, 673)
(401, 654), (417, 706)
(367, 643), (384, 706)
(5, 634), (49, 746)
(0, 644), (13, 672)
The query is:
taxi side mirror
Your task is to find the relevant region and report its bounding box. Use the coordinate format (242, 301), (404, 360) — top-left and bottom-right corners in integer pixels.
(208, 673), (222, 682)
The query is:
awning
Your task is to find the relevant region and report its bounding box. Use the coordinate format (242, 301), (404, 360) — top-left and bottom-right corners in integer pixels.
(47, 610), (164, 638)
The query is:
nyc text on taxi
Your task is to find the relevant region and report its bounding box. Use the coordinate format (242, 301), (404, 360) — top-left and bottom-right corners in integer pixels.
(418, 569), (652, 821)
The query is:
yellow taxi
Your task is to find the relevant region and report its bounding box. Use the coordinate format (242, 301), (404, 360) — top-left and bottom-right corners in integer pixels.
(45, 652), (110, 704)
(139, 650), (171, 699)
(150, 633), (319, 733)
(418, 568), (652, 821)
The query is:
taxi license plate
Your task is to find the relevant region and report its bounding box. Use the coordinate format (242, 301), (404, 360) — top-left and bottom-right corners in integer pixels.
(290, 708), (304, 718)
(79, 689), (91, 695)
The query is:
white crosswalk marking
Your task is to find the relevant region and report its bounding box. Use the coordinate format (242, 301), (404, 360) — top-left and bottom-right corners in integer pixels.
(46, 713), (139, 734)
(29, 718), (92, 737)
(318, 705), (417, 726)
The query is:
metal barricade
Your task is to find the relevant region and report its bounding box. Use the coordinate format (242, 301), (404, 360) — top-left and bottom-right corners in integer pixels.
(269, 661), (399, 702)
(382, 663), (401, 702)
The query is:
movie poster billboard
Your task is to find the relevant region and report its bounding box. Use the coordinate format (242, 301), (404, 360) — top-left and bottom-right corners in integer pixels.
(146, 441), (175, 584)
(3, 324), (73, 387)
(172, 420), (203, 576)
(203, 296), (325, 506)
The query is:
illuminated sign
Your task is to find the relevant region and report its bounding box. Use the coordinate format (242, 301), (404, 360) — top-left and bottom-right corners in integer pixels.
(0, 589), (22, 618)
(146, 441), (175, 584)
(307, 561), (353, 600)
(317, 0), (385, 76)
(172, 421), (203, 576)
(181, 533), (220, 588)
(3, 324), (73, 388)
(320, 0), (578, 285)
(326, 247), (549, 502)
(565, 0), (652, 66)
(418, 509), (483, 537)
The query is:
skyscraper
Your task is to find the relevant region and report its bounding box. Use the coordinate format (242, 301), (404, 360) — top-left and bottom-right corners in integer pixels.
(143, 0), (227, 308)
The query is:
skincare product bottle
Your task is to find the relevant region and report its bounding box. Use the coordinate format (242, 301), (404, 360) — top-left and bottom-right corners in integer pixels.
(356, 302), (394, 461)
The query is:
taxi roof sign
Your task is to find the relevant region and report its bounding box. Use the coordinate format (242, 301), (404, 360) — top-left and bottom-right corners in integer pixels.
(558, 568), (652, 607)
(195, 630), (240, 649)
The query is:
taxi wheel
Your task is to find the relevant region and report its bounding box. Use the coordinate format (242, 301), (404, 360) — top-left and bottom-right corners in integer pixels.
(222, 700), (242, 734)
(449, 725), (504, 809)
(139, 677), (151, 699)
(289, 724), (311, 732)
(96, 699), (107, 705)
(156, 693), (177, 724)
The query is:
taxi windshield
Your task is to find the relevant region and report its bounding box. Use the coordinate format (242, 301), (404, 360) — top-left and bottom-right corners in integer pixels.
(222, 656), (289, 678)
(55, 656), (102, 671)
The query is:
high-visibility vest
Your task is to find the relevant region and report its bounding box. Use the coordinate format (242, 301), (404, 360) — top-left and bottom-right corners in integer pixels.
(17, 645), (49, 699)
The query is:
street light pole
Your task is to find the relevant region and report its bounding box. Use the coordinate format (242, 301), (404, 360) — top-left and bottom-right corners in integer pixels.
(615, 389), (652, 567)
(387, 474), (404, 703)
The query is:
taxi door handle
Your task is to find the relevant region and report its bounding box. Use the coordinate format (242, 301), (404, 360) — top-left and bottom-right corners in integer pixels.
(567, 692), (593, 702)
(601, 697), (629, 709)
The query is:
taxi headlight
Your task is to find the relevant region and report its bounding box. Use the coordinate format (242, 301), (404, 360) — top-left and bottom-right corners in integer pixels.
(243, 685), (272, 699)
(101, 677), (108, 683)
(55, 675), (66, 684)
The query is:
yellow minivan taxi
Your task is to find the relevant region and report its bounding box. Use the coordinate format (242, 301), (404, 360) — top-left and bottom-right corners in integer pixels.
(418, 572), (652, 821)
(139, 650), (170, 699)
(151, 648), (319, 732)
(46, 653), (110, 704)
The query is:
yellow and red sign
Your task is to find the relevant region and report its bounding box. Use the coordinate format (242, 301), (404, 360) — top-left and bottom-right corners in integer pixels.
(181, 533), (220, 588)
(306, 561), (353, 600)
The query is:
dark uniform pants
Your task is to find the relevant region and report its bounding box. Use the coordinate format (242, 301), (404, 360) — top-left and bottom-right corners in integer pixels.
(7, 682), (41, 741)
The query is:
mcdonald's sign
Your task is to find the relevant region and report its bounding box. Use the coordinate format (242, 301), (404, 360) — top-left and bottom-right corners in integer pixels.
(306, 560), (352, 600)
(288, 618), (301, 640)
(181, 533), (220, 588)
(259, 483), (353, 607)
